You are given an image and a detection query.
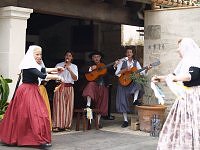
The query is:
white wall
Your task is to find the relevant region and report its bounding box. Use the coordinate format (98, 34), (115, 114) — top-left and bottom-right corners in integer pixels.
(144, 7), (200, 109)
(0, 6), (32, 101)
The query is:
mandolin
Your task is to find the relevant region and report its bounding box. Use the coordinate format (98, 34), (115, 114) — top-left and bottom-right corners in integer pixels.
(118, 60), (160, 86)
(85, 57), (126, 81)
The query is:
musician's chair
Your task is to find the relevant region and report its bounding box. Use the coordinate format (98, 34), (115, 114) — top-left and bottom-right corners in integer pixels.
(74, 108), (100, 131)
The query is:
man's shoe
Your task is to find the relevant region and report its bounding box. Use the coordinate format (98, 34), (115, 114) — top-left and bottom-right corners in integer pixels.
(133, 100), (143, 106)
(102, 115), (115, 120)
(98, 123), (103, 129)
(121, 121), (128, 128)
(133, 100), (139, 105)
(86, 105), (90, 108)
(52, 128), (60, 132)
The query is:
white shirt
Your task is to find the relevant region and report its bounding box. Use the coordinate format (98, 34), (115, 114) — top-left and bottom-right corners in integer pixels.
(56, 62), (78, 84)
(115, 59), (145, 77)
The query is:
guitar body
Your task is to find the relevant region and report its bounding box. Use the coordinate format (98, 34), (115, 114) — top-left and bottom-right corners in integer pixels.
(85, 63), (107, 81)
(118, 67), (138, 86)
(118, 60), (160, 86)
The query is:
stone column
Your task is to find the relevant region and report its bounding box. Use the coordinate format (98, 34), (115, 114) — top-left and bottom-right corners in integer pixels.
(0, 6), (33, 101)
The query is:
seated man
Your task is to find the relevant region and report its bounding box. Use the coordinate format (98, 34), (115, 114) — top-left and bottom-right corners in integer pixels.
(82, 51), (118, 128)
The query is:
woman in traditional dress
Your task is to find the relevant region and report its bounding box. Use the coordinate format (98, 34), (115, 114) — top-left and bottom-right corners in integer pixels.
(0, 45), (64, 148)
(152, 38), (200, 150)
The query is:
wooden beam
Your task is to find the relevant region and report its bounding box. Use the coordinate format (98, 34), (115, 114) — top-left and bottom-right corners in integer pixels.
(0, 0), (17, 7)
(16, 0), (141, 25)
(125, 0), (151, 4)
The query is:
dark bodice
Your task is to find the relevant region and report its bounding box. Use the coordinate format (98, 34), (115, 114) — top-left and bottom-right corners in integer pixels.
(183, 67), (200, 87)
(22, 68), (47, 84)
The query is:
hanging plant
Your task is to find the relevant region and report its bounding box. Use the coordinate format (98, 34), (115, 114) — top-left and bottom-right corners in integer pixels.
(0, 75), (12, 120)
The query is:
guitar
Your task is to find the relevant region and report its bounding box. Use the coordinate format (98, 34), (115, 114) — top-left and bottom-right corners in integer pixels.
(85, 57), (126, 81)
(118, 60), (160, 86)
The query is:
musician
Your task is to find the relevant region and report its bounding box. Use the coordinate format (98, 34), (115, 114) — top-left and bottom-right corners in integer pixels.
(82, 51), (118, 128)
(115, 47), (149, 128)
(52, 51), (78, 132)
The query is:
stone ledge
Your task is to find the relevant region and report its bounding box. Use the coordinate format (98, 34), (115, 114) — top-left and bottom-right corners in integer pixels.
(0, 6), (33, 19)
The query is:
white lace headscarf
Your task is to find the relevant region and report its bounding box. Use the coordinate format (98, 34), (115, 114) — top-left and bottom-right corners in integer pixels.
(174, 38), (200, 75)
(19, 45), (45, 71)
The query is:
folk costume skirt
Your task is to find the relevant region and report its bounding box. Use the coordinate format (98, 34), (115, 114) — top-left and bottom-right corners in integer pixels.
(82, 81), (108, 116)
(0, 83), (51, 146)
(52, 83), (74, 129)
(157, 86), (200, 150)
(39, 85), (52, 129)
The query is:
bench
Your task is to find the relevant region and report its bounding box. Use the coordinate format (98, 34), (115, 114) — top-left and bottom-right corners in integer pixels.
(74, 108), (100, 131)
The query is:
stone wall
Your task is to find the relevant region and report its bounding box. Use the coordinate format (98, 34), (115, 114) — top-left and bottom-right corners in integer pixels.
(144, 7), (200, 112)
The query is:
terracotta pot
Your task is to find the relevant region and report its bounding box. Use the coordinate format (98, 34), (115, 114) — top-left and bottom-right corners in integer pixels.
(162, 0), (169, 4)
(157, 0), (163, 4)
(151, 0), (158, 3)
(136, 104), (167, 132)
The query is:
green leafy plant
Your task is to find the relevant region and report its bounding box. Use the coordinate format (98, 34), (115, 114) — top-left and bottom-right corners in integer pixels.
(130, 73), (148, 86)
(0, 75), (12, 120)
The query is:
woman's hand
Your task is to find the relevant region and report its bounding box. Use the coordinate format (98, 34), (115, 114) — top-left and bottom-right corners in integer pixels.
(57, 66), (65, 73)
(167, 74), (177, 82)
(57, 76), (64, 82)
(151, 75), (161, 83)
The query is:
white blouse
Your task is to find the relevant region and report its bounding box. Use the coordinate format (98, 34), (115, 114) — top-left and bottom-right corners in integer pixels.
(56, 62), (78, 84)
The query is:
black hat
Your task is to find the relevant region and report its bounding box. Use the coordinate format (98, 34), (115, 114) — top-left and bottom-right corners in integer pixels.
(88, 51), (104, 59)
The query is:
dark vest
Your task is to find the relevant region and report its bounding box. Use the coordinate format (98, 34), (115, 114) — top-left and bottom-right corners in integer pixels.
(121, 60), (137, 70)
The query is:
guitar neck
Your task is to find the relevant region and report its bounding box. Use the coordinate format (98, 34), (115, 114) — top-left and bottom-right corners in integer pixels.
(100, 62), (115, 70)
(135, 66), (148, 74)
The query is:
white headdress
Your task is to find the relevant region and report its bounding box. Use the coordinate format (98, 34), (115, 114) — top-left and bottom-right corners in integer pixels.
(19, 45), (45, 71)
(174, 38), (200, 75)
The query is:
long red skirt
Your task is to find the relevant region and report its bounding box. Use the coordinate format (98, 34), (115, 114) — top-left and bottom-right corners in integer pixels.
(82, 82), (108, 116)
(0, 83), (51, 146)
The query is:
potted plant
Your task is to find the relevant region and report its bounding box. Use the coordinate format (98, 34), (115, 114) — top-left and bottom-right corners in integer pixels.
(0, 75), (12, 120)
(130, 73), (167, 132)
(130, 73), (148, 86)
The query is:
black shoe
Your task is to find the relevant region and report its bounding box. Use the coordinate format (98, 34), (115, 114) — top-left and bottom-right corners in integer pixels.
(102, 115), (115, 120)
(86, 105), (90, 108)
(98, 123), (103, 129)
(121, 121), (128, 128)
(133, 100), (143, 106)
(40, 143), (52, 149)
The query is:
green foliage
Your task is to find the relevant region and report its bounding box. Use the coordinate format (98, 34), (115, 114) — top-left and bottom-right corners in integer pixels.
(130, 73), (148, 86)
(0, 75), (12, 119)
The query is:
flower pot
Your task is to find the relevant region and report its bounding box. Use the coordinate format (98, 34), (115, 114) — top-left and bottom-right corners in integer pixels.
(136, 104), (167, 132)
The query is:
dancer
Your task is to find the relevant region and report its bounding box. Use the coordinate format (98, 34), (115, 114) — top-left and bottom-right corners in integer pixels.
(0, 45), (64, 148)
(152, 38), (200, 150)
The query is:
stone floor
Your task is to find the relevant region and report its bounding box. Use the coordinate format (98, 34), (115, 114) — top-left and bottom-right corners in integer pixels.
(0, 113), (158, 150)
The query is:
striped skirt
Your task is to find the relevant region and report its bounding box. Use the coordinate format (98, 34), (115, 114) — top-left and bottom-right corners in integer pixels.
(157, 86), (200, 150)
(52, 83), (74, 129)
